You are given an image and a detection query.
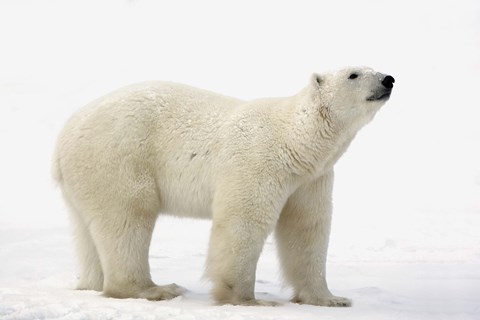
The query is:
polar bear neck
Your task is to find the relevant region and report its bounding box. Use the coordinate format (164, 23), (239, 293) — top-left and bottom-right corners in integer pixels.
(281, 86), (365, 178)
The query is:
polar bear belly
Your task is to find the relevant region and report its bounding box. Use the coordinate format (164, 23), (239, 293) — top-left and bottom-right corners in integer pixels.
(155, 155), (217, 219)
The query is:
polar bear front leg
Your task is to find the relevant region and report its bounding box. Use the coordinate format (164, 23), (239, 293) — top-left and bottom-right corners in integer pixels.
(206, 187), (281, 306)
(275, 171), (352, 307)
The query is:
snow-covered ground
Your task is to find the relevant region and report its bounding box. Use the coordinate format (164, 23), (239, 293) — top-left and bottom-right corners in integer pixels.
(1, 0), (479, 319)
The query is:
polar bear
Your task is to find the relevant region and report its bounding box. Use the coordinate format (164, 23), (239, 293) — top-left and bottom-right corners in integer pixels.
(53, 67), (394, 306)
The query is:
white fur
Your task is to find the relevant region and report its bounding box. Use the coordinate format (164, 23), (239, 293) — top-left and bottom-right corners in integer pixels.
(53, 67), (393, 306)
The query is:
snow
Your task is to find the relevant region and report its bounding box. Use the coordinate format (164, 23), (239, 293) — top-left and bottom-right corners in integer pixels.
(1, 0), (479, 319)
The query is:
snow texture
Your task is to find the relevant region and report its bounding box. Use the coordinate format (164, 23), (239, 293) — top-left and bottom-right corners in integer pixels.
(1, 0), (479, 319)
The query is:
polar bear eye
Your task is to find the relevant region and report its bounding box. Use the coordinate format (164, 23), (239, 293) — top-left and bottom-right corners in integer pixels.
(348, 73), (359, 80)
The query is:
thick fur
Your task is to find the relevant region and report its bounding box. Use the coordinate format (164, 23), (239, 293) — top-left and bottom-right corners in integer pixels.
(53, 67), (393, 306)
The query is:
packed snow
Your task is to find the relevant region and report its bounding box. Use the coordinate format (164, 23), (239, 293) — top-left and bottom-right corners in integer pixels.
(1, 0), (479, 319)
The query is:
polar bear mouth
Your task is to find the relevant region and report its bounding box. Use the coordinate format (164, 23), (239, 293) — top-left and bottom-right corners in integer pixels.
(366, 90), (391, 102)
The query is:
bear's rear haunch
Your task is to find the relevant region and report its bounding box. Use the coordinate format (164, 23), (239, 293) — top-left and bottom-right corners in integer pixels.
(53, 67), (394, 306)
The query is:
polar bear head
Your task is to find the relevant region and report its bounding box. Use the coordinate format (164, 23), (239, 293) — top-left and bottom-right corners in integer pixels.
(311, 67), (395, 131)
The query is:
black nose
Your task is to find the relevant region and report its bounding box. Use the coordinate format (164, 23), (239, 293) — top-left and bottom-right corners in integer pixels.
(382, 75), (395, 89)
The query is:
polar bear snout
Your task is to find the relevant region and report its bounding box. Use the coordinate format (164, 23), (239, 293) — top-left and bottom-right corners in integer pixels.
(381, 75), (395, 89)
(366, 74), (395, 101)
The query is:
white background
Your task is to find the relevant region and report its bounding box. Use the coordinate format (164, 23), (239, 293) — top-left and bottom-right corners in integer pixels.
(0, 1), (479, 319)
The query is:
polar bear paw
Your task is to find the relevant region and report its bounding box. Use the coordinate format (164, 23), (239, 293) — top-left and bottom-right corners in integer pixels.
(292, 295), (352, 307)
(138, 283), (185, 301)
(216, 298), (281, 306)
(325, 296), (352, 307)
(240, 299), (282, 307)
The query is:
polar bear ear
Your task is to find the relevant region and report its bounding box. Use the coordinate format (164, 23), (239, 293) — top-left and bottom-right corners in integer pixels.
(311, 73), (323, 88)
(309, 73), (324, 103)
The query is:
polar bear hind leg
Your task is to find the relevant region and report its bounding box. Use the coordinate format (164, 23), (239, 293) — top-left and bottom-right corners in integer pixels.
(66, 197), (104, 292)
(83, 206), (184, 300)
